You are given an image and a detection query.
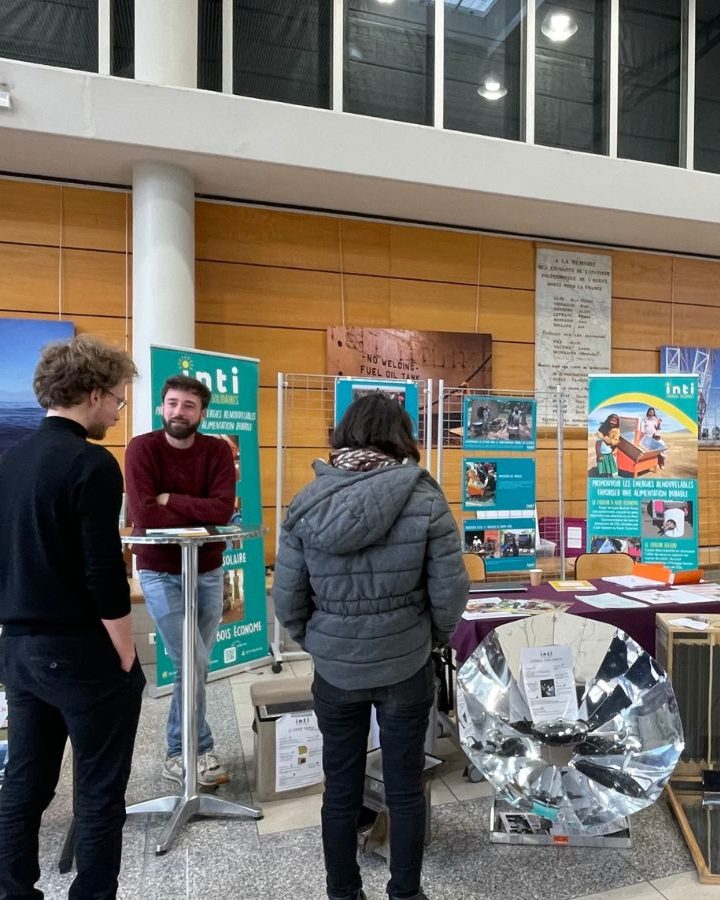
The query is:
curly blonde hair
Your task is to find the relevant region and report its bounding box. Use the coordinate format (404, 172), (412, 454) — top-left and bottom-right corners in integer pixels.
(33, 335), (137, 409)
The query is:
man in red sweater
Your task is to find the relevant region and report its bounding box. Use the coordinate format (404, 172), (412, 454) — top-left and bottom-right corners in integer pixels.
(125, 375), (235, 786)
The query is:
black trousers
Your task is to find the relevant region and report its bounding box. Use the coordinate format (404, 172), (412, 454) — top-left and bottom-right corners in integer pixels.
(0, 633), (145, 900)
(312, 658), (434, 900)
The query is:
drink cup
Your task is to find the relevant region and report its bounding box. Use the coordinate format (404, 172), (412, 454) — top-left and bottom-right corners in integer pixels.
(529, 568), (542, 587)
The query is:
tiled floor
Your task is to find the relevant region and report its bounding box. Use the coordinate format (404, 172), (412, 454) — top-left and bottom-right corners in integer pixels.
(31, 658), (715, 900)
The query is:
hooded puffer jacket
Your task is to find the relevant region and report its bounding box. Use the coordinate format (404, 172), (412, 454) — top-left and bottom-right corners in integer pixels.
(273, 459), (469, 690)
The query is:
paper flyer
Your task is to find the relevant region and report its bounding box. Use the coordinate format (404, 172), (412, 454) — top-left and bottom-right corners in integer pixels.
(521, 645), (579, 725)
(275, 711), (324, 793)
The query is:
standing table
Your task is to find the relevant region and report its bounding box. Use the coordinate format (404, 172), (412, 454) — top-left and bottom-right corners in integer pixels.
(122, 526), (264, 854)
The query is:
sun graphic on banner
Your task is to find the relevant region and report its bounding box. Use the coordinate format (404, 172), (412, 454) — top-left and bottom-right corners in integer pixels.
(177, 355), (193, 377)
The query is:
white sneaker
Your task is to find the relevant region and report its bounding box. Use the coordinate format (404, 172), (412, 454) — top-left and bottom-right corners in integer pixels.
(162, 755), (183, 784)
(197, 750), (230, 787)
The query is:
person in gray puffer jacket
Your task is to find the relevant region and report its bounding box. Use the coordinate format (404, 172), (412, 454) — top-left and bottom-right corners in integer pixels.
(274, 393), (468, 900)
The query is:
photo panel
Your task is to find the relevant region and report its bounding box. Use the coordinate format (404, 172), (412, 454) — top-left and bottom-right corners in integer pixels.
(463, 396), (536, 451)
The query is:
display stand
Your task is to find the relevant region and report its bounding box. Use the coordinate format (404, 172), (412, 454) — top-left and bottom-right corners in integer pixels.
(271, 373), (433, 672)
(122, 526), (263, 854)
(490, 797), (631, 847)
(435, 382), (567, 581)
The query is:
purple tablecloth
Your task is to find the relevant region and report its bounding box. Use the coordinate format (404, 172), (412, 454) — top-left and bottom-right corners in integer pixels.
(448, 579), (720, 665)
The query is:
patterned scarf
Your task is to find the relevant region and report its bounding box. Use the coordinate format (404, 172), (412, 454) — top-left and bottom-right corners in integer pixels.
(329, 447), (400, 472)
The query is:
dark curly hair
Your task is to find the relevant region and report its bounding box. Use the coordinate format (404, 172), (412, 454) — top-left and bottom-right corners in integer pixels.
(161, 375), (212, 409)
(332, 392), (420, 462)
(33, 335), (137, 409)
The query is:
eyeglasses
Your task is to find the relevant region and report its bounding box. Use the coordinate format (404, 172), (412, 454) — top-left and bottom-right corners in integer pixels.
(106, 390), (127, 412)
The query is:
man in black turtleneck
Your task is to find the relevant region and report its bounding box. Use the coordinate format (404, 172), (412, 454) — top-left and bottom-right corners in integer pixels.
(0, 335), (144, 900)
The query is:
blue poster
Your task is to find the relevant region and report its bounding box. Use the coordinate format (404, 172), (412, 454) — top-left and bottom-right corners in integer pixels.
(149, 346), (267, 685)
(334, 377), (420, 434)
(587, 374), (699, 571)
(462, 457), (535, 512)
(0, 318), (74, 454)
(463, 396), (536, 451)
(463, 517), (536, 573)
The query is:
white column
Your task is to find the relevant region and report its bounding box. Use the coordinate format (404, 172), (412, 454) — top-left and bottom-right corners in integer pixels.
(132, 162), (195, 436)
(135, 0), (198, 88)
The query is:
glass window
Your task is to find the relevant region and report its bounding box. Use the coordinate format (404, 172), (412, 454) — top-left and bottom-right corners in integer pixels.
(695, 1), (720, 174)
(618, 0), (681, 166)
(344, 0), (434, 125)
(0, 0), (98, 72)
(111, 0), (133, 78)
(233, 1), (332, 108)
(199, 0), (223, 91)
(535, 1), (609, 154)
(444, 0), (522, 140)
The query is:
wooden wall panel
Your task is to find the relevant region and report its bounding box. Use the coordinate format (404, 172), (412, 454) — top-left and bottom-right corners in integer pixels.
(343, 274), (392, 324)
(671, 303), (720, 346)
(612, 251), (673, 301)
(0, 244), (59, 312)
(196, 203), (340, 270)
(611, 297), (672, 349)
(62, 188), (128, 252)
(196, 323), (325, 385)
(612, 348), (659, 373)
(491, 341), (534, 390)
(196, 261), (342, 327)
(0, 179), (60, 246)
(340, 220), (390, 276)
(480, 237), (535, 290)
(672, 257), (720, 306)
(389, 226), (479, 283)
(62, 249), (127, 318)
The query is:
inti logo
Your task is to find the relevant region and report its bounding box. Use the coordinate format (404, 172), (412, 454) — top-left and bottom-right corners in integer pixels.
(176, 357), (240, 395)
(665, 381), (696, 397)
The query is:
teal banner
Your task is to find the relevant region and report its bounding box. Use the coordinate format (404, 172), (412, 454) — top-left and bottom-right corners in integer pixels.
(587, 374), (699, 571)
(150, 345), (267, 686)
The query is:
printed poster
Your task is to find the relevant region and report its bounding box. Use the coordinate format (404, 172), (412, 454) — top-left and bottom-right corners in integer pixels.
(0, 318), (74, 455)
(660, 346), (720, 444)
(463, 517), (536, 573)
(521, 645), (579, 725)
(334, 377), (420, 433)
(587, 374), (699, 571)
(462, 457), (535, 512)
(463, 396), (536, 451)
(149, 345), (267, 686)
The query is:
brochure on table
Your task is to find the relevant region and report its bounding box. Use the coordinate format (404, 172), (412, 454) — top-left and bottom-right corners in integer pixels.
(149, 345), (267, 687)
(587, 374), (699, 571)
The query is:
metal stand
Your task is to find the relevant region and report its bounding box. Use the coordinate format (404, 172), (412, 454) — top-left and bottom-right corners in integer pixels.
(490, 796), (631, 847)
(123, 531), (263, 854)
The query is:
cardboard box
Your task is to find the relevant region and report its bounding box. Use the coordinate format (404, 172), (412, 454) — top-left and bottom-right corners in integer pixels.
(250, 674), (324, 802)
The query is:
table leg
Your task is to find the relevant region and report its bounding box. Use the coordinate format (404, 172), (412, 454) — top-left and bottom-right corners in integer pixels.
(127, 539), (262, 854)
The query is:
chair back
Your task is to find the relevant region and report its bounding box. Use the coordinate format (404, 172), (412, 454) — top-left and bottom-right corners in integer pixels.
(464, 554), (486, 582)
(574, 552), (634, 580)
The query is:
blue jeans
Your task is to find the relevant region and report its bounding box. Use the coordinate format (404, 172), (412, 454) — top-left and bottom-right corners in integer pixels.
(139, 568), (223, 758)
(312, 658), (435, 900)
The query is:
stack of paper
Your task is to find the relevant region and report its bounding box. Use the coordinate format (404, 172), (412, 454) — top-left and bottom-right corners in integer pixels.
(622, 589), (717, 606)
(602, 575), (665, 589)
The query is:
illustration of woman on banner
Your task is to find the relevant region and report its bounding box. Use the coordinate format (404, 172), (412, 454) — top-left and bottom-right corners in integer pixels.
(595, 413), (620, 477)
(639, 407), (666, 470)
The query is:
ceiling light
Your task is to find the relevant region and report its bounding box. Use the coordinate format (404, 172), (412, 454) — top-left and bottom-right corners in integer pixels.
(541, 10), (578, 42)
(376, 0), (396, 5)
(477, 74), (507, 101)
